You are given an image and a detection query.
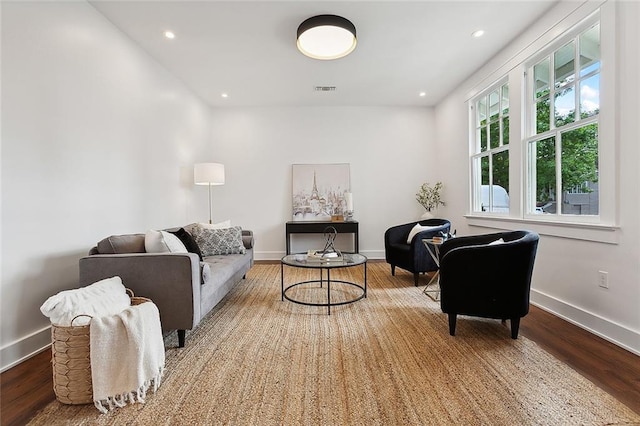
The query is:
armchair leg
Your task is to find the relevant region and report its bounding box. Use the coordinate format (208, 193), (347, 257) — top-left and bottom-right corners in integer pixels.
(391, 265), (396, 276)
(177, 330), (186, 348)
(510, 318), (520, 339)
(448, 314), (457, 336)
(413, 273), (419, 286)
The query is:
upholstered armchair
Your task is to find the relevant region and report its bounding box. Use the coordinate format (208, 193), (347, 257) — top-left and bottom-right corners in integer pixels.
(438, 230), (539, 339)
(384, 219), (451, 286)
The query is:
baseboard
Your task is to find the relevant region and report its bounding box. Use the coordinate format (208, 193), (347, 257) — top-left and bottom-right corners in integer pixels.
(531, 289), (640, 356)
(1, 325), (52, 372)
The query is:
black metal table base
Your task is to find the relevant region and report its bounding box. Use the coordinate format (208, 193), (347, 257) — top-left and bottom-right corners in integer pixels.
(281, 264), (367, 315)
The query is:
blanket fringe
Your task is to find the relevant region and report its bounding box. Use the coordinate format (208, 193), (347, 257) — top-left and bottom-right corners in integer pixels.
(94, 367), (164, 414)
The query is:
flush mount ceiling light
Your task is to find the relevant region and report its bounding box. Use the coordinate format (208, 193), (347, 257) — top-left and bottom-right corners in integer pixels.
(297, 15), (357, 60)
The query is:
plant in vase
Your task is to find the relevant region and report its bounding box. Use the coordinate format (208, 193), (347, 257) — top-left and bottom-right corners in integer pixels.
(416, 181), (445, 219)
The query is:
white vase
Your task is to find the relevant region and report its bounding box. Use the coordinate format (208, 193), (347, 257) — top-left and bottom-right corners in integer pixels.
(420, 210), (434, 220)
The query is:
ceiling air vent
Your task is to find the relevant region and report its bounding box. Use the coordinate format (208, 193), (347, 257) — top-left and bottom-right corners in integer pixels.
(314, 86), (336, 92)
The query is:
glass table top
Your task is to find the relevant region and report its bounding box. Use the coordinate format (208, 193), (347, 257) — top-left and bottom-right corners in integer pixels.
(281, 252), (367, 268)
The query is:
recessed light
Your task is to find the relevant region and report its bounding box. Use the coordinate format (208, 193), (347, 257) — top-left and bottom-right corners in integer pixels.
(164, 31), (175, 39)
(472, 30), (485, 38)
(221, 93), (229, 98)
(419, 92), (427, 97)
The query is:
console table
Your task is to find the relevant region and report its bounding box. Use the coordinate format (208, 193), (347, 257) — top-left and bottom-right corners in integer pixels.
(285, 221), (359, 254)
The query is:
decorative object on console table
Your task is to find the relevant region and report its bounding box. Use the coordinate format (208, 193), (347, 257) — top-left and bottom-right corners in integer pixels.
(194, 163), (225, 224)
(416, 181), (445, 220)
(344, 192), (354, 221)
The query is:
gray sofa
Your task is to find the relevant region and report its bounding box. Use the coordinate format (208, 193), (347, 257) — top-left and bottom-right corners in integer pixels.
(79, 225), (254, 347)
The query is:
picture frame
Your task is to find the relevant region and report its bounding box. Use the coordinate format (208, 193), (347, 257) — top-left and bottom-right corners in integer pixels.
(292, 163), (351, 221)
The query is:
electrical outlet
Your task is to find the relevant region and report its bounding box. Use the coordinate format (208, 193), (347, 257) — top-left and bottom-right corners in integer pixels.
(598, 271), (609, 288)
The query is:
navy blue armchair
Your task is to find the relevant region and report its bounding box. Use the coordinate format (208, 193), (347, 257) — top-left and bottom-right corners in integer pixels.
(439, 230), (539, 339)
(384, 219), (451, 286)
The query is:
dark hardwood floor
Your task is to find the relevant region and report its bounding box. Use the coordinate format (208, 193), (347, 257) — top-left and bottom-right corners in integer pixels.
(1, 305), (638, 425)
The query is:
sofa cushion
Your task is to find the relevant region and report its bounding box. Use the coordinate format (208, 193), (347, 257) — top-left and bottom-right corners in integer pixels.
(145, 230), (188, 253)
(194, 226), (246, 256)
(97, 234), (145, 254)
(170, 228), (204, 261)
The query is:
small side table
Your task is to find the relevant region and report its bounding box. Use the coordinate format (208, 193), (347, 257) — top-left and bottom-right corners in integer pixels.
(422, 238), (444, 301)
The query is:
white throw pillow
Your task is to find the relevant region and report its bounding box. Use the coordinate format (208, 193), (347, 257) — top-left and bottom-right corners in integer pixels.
(407, 224), (440, 244)
(198, 220), (231, 230)
(145, 230), (188, 253)
(488, 238), (505, 246)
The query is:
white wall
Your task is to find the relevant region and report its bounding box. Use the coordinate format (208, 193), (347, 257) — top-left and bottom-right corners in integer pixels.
(434, 0), (640, 354)
(1, 2), (213, 370)
(208, 106), (435, 259)
(4, 0), (634, 373)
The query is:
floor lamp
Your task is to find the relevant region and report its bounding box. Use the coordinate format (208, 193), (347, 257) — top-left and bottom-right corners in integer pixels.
(194, 163), (225, 224)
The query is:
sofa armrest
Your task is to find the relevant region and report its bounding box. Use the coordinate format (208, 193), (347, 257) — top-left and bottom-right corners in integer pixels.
(79, 252), (201, 332)
(242, 229), (254, 249)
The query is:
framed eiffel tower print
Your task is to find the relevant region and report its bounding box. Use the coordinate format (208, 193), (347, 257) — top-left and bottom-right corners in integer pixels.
(292, 163), (351, 221)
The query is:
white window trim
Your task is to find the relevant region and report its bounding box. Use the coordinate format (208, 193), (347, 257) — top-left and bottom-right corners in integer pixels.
(465, 2), (618, 244)
(523, 15), (605, 223)
(469, 78), (510, 215)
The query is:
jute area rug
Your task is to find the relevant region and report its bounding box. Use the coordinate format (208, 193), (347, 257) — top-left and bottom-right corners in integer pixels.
(30, 263), (639, 425)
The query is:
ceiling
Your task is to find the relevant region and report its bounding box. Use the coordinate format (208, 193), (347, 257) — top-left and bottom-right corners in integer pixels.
(90, 1), (558, 108)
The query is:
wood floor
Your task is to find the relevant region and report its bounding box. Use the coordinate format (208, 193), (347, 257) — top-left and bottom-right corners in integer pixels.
(2, 305), (638, 425)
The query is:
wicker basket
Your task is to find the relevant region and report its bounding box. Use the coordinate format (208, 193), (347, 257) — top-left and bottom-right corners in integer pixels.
(51, 292), (150, 405)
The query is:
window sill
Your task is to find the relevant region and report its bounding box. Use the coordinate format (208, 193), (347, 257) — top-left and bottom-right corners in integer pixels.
(464, 214), (619, 244)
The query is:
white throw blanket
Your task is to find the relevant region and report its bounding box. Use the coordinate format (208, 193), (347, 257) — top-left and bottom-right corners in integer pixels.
(90, 302), (165, 413)
(40, 276), (130, 326)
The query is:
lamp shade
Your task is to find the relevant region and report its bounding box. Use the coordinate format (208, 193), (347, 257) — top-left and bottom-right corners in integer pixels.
(297, 15), (357, 60)
(194, 163), (225, 185)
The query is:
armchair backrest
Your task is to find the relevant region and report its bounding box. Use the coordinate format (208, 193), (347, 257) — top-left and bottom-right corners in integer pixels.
(439, 230), (539, 319)
(384, 219), (451, 247)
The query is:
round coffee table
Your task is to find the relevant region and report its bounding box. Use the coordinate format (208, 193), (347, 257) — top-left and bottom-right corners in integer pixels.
(280, 253), (367, 315)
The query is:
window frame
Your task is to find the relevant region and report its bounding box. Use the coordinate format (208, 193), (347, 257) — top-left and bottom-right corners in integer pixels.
(523, 18), (603, 224)
(465, 4), (617, 243)
(470, 79), (511, 216)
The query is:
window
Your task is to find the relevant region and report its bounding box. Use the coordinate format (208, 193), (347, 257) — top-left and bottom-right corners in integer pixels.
(471, 82), (510, 213)
(526, 22), (600, 217)
(466, 6), (615, 241)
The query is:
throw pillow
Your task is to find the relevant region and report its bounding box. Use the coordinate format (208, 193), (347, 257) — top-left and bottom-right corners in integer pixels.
(488, 238), (505, 246)
(145, 230), (188, 253)
(406, 224), (440, 244)
(169, 228), (204, 261)
(198, 220), (231, 230)
(97, 234), (146, 254)
(194, 226), (246, 256)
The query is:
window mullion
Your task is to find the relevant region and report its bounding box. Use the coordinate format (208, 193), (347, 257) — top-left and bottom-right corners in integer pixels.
(555, 129), (563, 216)
(549, 53), (556, 132)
